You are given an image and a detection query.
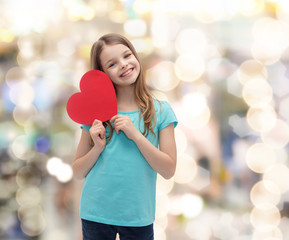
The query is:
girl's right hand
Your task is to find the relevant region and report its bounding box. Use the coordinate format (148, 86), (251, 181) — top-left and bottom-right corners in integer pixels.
(89, 119), (106, 150)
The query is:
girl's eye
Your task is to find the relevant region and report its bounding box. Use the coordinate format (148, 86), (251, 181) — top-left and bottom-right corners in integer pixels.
(109, 63), (115, 67)
(124, 53), (131, 58)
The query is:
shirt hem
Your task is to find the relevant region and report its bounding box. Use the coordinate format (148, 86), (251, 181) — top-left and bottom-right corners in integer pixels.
(80, 214), (155, 227)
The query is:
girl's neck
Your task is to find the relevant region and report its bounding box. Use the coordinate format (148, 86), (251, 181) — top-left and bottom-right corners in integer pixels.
(116, 85), (138, 112)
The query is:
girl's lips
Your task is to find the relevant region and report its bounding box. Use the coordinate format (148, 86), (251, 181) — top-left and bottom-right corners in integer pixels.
(120, 68), (133, 77)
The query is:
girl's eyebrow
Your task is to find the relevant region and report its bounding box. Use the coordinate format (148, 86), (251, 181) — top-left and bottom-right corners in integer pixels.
(104, 49), (132, 68)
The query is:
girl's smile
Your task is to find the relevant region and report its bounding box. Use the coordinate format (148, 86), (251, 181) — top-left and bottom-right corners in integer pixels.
(120, 68), (134, 78)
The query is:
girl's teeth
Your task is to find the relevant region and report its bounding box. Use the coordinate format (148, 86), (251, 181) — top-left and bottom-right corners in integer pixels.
(122, 69), (132, 76)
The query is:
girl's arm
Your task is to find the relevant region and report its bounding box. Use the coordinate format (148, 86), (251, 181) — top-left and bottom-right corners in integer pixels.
(72, 120), (106, 180)
(134, 123), (177, 179)
(111, 115), (177, 179)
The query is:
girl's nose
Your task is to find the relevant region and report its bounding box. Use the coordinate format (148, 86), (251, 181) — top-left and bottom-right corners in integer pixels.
(120, 60), (128, 69)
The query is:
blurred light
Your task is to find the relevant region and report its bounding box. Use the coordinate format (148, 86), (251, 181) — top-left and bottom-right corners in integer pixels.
(189, 166), (211, 191)
(175, 28), (208, 55)
(124, 19), (147, 37)
(56, 163), (73, 183)
(196, 83), (212, 97)
(208, 58), (237, 83)
(156, 175), (174, 195)
(175, 128), (188, 156)
(32, 77), (54, 111)
(1, 82), (16, 112)
(17, 34), (42, 60)
(108, 10), (127, 23)
(46, 157), (62, 176)
(212, 213), (239, 239)
(154, 216), (168, 231)
(0, 28), (15, 42)
(279, 96), (289, 122)
(11, 135), (34, 160)
(261, 119), (289, 149)
(185, 220), (212, 240)
(250, 181), (280, 209)
(174, 154), (197, 184)
(238, 59), (267, 85)
(46, 157), (73, 183)
(276, 0), (289, 22)
(154, 229), (167, 240)
(156, 0), (196, 13)
(0, 121), (22, 149)
(242, 77), (273, 108)
(181, 194), (203, 218)
(5, 67), (28, 86)
(151, 91), (168, 101)
(67, 4), (95, 21)
(35, 136), (50, 153)
(174, 54), (205, 82)
(151, 14), (170, 48)
(50, 132), (75, 156)
(245, 143), (276, 173)
(263, 163), (289, 193)
(0, 179), (18, 199)
(9, 81), (35, 109)
(168, 195), (182, 215)
(13, 105), (37, 126)
(16, 186), (42, 206)
(246, 106), (277, 133)
(4, 0), (63, 34)
(229, 114), (251, 137)
(179, 93), (211, 130)
(253, 226), (283, 240)
(133, 0), (153, 14)
(18, 205), (46, 236)
(155, 194), (169, 218)
(145, 61), (180, 91)
(193, 0), (229, 23)
(251, 17), (289, 65)
(182, 93), (207, 117)
(16, 166), (41, 187)
(131, 38), (154, 55)
(250, 206), (281, 228)
(57, 38), (76, 57)
(239, 0), (264, 16)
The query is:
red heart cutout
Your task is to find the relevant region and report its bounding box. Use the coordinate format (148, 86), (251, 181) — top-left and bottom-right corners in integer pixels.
(66, 70), (117, 124)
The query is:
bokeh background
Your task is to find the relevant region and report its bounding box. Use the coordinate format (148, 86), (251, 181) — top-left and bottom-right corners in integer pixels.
(1, 0), (289, 239)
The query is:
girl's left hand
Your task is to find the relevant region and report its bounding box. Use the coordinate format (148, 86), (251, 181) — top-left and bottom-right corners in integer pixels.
(110, 115), (140, 141)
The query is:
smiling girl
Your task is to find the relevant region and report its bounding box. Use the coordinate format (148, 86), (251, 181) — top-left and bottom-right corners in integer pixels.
(72, 33), (178, 240)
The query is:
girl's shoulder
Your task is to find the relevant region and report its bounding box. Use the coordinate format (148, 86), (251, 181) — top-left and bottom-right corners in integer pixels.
(153, 99), (170, 113)
(153, 98), (178, 128)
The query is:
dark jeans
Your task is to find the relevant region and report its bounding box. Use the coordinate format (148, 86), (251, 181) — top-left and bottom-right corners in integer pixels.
(81, 219), (154, 240)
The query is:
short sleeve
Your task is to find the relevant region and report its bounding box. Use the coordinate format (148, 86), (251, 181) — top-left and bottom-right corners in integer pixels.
(80, 124), (91, 132)
(158, 101), (178, 131)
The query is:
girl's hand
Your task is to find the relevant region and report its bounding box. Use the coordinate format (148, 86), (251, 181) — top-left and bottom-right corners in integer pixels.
(110, 115), (141, 141)
(89, 120), (106, 150)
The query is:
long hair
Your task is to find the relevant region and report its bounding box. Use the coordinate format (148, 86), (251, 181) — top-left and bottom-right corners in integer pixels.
(90, 33), (155, 145)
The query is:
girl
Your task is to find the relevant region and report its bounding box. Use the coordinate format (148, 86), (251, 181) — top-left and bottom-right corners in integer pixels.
(72, 33), (178, 240)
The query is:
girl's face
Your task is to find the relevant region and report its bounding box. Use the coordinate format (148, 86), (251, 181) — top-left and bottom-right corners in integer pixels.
(100, 44), (140, 89)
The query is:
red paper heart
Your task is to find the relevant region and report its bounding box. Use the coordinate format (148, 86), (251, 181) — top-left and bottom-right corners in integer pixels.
(66, 70), (117, 124)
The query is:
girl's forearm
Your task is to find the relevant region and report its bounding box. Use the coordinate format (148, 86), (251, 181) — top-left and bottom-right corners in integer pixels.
(133, 132), (176, 179)
(72, 146), (103, 180)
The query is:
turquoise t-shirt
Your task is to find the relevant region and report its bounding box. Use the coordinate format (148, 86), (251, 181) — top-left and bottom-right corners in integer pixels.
(79, 100), (178, 227)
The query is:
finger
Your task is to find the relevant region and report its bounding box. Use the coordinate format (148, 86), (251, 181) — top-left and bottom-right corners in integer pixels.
(92, 119), (102, 126)
(100, 128), (105, 139)
(110, 115), (118, 123)
(114, 124), (119, 134)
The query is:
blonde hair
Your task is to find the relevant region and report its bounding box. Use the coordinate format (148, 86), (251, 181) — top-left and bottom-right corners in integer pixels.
(90, 33), (155, 144)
